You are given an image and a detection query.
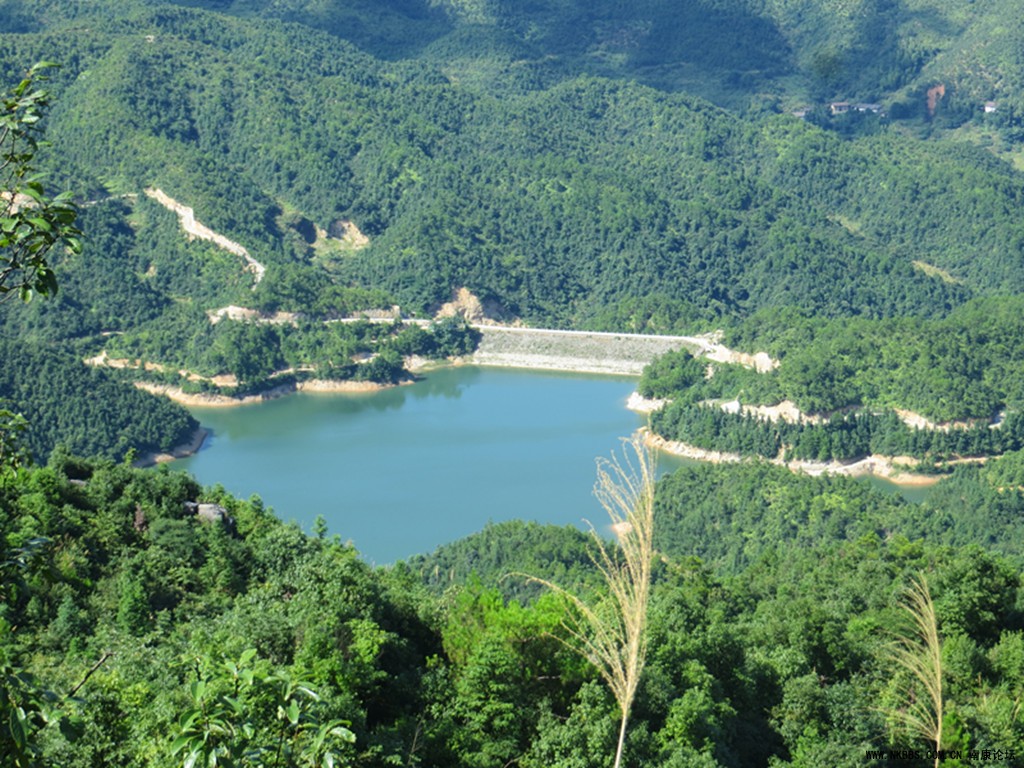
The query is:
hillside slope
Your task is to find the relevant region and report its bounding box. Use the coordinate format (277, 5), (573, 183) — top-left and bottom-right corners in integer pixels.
(2, 2), (1022, 329)
(3, 0), (1024, 462)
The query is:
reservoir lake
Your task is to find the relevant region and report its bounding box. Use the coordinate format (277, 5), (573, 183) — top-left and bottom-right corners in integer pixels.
(172, 365), (928, 564)
(175, 366), (654, 564)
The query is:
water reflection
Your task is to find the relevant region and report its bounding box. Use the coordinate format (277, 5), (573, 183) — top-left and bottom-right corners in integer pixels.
(194, 367), (482, 444)
(174, 366), (643, 563)
(408, 365), (481, 400)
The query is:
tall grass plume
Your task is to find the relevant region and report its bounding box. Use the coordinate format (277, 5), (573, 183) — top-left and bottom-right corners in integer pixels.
(524, 434), (656, 768)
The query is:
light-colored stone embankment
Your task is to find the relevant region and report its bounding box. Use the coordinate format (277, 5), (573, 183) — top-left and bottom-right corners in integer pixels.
(468, 326), (706, 375)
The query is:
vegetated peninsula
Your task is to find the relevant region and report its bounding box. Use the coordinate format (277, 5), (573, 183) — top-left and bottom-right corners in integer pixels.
(638, 299), (1024, 482)
(5, 1), (1024, 765)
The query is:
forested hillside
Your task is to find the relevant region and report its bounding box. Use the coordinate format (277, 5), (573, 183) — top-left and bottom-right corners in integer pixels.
(1, 0), (1024, 332)
(636, 296), (1024, 470)
(6, 0), (1024, 458)
(4, 1), (1024, 764)
(3, 451), (1023, 766)
(147, 0), (1024, 125)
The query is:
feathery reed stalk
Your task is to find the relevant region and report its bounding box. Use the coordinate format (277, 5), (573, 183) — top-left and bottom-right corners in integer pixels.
(885, 576), (944, 768)
(525, 434), (656, 768)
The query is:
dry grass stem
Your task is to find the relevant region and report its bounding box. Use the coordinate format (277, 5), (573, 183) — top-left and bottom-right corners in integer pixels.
(884, 576), (944, 768)
(523, 434), (656, 768)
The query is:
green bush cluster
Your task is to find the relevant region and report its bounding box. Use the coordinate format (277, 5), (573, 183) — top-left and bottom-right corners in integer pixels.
(5, 455), (1022, 766)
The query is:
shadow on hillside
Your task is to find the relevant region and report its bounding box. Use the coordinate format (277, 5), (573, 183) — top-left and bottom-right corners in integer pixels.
(225, 0), (456, 60)
(195, 0), (795, 95)
(411, 0), (798, 106)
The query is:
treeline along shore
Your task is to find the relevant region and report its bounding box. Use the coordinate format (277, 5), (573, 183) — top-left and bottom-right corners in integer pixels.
(115, 322), (780, 464)
(94, 315), (1016, 488)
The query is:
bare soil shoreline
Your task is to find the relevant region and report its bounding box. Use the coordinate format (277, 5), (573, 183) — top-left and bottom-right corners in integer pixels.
(117, 326), (975, 486)
(641, 429), (943, 487)
(135, 378), (397, 408)
(135, 364), (964, 486)
(133, 426), (210, 468)
(626, 391), (995, 486)
(133, 379), (401, 464)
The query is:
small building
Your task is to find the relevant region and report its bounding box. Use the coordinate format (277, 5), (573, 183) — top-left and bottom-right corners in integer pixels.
(184, 500), (235, 530)
(830, 102), (851, 115)
(197, 503), (229, 523)
(984, 101), (998, 114)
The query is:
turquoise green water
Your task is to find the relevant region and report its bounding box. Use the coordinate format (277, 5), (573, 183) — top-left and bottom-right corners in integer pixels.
(175, 367), (648, 564)
(172, 366), (927, 564)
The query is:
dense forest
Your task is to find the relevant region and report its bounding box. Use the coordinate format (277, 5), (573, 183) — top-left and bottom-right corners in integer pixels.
(4, 0), (1024, 456)
(0, 339), (198, 462)
(4, 0), (1024, 765)
(637, 296), (1024, 466)
(0, 0), (1022, 331)
(3, 450), (1024, 766)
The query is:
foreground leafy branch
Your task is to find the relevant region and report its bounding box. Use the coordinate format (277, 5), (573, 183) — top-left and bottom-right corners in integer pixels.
(0, 409), (31, 480)
(526, 434), (657, 768)
(1, 540), (98, 768)
(171, 649), (355, 768)
(0, 62), (81, 300)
